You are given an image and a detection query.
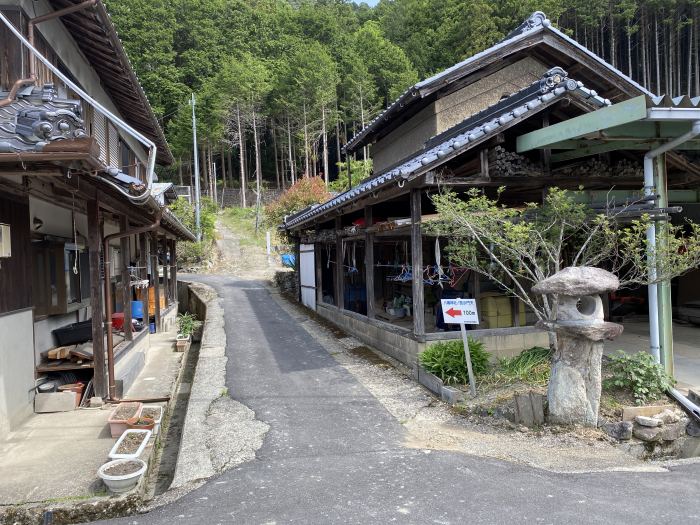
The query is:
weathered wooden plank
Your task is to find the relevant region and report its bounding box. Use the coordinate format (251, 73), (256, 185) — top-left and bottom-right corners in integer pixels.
(151, 232), (161, 331)
(411, 189), (425, 337)
(120, 216), (133, 341)
(364, 206), (375, 319)
(334, 217), (343, 309)
(87, 200), (106, 398)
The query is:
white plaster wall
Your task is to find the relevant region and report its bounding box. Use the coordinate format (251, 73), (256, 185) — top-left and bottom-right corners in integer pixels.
(16, 0), (148, 163)
(29, 196), (87, 239)
(0, 309), (35, 438)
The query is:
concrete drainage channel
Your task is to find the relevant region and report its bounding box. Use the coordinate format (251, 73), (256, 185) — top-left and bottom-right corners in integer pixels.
(0, 281), (267, 525)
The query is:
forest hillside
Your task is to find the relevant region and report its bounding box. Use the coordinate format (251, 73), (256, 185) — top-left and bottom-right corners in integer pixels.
(104, 0), (700, 190)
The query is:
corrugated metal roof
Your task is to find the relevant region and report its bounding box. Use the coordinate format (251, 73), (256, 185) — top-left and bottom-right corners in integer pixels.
(284, 68), (609, 230)
(344, 11), (651, 154)
(647, 95), (700, 108)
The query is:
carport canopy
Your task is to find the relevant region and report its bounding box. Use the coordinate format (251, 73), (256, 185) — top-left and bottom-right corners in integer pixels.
(516, 94), (700, 162)
(515, 94), (700, 380)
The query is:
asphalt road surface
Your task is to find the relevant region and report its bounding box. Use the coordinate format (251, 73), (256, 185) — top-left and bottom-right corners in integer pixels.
(97, 275), (700, 524)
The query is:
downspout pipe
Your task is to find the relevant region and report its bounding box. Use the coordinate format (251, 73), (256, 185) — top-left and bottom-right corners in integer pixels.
(103, 213), (162, 401)
(643, 120), (700, 363)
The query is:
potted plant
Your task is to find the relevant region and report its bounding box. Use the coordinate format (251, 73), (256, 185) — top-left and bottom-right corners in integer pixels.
(98, 458), (147, 494)
(176, 312), (202, 348)
(108, 428), (152, 460)
(107, 402), (142, 438)
(140, 405), (164, 435)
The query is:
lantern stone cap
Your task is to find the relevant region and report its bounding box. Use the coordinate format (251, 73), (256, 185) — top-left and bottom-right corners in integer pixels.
(532, 266), (620, 296)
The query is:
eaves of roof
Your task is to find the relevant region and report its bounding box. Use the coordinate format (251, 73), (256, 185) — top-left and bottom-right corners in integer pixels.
(344, 11), (652, 154)
(47, 0), (174, 166)
(284, 68), (609, 231)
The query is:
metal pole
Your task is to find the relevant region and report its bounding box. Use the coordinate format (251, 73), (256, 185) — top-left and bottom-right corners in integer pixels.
(191, 93), (202, 242)
(460, 323), (477, 397)
(656, 154), (674, 375)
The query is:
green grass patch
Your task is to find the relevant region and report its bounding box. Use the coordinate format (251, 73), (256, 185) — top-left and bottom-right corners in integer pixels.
(419, 338), (491, 385)
(484, 346), (552, 388)
(221, 207), (270, 249)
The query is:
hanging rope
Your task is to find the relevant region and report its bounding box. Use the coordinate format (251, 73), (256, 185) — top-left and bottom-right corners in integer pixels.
(71, 190), (79, 275)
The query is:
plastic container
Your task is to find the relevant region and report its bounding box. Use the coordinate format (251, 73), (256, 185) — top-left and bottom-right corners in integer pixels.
(57, 382), (85, 407)
(131, 301), (144, 319)
(112, 313), (125, 331)
(98, 458), (147, 494)
(37, 381), (57, 394)
(52, 320), (93, 346)
(280, 253), (296, 268)
(140, 405), (163, 435)
(149, 320), (156, 334)
(108, 429), (152, 460)
(107, 402), (143, 438)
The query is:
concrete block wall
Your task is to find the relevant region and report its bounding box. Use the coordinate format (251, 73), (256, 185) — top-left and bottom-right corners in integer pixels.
(316, 304), (549, 369)
(317, 305), (424, 367)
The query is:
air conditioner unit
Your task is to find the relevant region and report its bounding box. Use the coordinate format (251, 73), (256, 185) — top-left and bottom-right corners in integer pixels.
(0, 223), (10, 258)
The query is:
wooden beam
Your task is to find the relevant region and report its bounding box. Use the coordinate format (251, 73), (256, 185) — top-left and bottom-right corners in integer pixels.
(364, 206), (375, 319)
(411, 189), (425, 338)
(151, 232), (161, 331)
(87, 200), (106, 398)
(335, 216), (344, 308)
(120, 216), (133, 341)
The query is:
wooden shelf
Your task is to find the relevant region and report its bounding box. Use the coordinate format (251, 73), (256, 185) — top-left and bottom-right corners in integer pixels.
(36, 361), (94, 373)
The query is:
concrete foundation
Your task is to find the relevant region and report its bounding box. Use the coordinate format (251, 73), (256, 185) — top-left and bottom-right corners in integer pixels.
(316, 303), (550, 368)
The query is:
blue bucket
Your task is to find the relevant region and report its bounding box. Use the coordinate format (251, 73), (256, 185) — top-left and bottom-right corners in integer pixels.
(149, 321), (156, 333)
(132, 301), (144, 320)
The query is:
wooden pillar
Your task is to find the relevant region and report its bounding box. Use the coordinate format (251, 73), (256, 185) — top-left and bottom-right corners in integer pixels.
(87, 200), (106, 398)
(364, 206), (375, 319)
(334, 216), (343, 309)
(151, 232), (161, 331)
(162, 237), (170, 306)
(411, 189), (425, 337)
(170, 239), (178, 306)
(119, 216), (133, 341)
(139, 233), (150, 329)
(315, 243), (323, 306)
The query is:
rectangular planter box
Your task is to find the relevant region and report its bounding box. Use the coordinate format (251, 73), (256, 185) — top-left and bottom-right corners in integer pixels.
(52, 320), (93, 346)
(108, 429), (152, 460)
(108, 402), (143, 438)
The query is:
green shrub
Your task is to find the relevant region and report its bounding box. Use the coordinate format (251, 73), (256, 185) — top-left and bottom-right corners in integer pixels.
(603, 351), (675, 405)
(177, 312), (202, 337)
(264, 177), (330, 230)
(494, 346), (552, 386)
(419, 338), (491, 385)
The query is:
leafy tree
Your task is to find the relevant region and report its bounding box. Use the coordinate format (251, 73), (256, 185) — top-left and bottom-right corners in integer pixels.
(264, 176), (331, 229)
(429, 187), (700, 323)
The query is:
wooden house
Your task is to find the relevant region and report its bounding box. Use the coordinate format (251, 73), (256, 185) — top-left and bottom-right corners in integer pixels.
(0, 0), (194, 438)
(282, 12), (700, 368)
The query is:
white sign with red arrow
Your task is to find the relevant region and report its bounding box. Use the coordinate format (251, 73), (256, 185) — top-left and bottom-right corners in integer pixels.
(440, 298), (479, 325)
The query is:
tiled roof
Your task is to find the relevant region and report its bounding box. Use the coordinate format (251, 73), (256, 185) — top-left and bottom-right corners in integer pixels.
(344, 11), (651, 154)
(284, 68), (609, 230)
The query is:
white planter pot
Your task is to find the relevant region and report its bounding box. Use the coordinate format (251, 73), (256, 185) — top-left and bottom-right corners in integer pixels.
(108, 429), (152, 460)
(98, 458), (147, 494)
(140, 405), (163, 435)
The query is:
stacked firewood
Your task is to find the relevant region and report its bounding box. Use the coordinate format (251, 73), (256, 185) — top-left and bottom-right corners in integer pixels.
(488, 146), (542, 176)
(555, 158), (642, 179)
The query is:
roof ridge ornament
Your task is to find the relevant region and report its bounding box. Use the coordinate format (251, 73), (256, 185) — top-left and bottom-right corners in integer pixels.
(502, 11), (550, 40)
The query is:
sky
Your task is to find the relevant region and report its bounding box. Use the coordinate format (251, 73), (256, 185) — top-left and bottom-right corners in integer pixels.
(356, 0), (379, 6)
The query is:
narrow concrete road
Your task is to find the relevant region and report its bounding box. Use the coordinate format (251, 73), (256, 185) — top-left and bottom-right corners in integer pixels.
(100, 275), (700, 524)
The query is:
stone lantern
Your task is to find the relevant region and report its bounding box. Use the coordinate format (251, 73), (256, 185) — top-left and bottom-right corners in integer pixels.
(532, 267), (623, 426)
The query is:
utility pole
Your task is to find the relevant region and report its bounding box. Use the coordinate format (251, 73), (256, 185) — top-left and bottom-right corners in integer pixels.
(191, 93), (202, 242)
